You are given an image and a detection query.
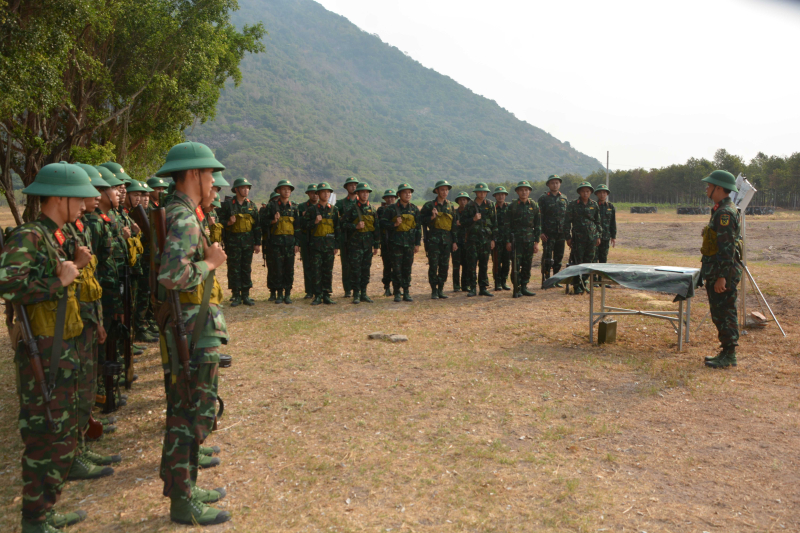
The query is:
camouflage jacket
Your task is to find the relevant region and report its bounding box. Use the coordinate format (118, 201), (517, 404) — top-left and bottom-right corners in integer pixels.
(597, 201), (617, 240)
(84, 210), (122, 315)
(420, 199), (458, 246)
(296, 200), (319, 248)
(504, 198), (541, 244)
(460, 199), (496, 244)
(219, 197), (261, 245)
(63, 218), (102, 325)
(335, 196), (357, 246)
(303, 202), (339, 251)
(564, 199), (601, 243)
(494, 202), (511, 244)
(341, 200), (380, 249)
(263, 199), (300, 246)
(700, 197), (742, 283)
(380, 200), (421, 248)
(454, 206), (467, 245)
(118, 207), (143, 276)
(538, 191), (569, 238)
(157, 190), (228, 353)
(376, 204), (392, 249)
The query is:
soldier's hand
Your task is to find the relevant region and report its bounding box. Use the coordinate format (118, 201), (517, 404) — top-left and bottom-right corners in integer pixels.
(254, 245), (261, 254)
(122, 226), (131, 239)
(714, 277), (727, 293)
(611, 238), (616, 248)
(205, 242), (227, 270)
(414, 245), (420, 254)
(356, 221), (365, 230)
(56, 260), (80, 287)
(394, 216), (402, 227)
(533, 243), (539, 254)
(97, 324), (108, 344)
(431, 208), (438, 220)
(274, 212), (280, 222)
(456, 219), (461, 226)
(73, 246), (92, 269)
(132, 223), (140, 234)
(596, 238), (601, 246)
(541, 233), (548, 243)
(490, 240), (495, 250)
(228, 215), (237, 226)
(566, 239), (572, 248)
(315, 215), (322, 224)
(452, 243), (458, 252)
(506, 242), (512, 252)
(473, 212), (481, 222)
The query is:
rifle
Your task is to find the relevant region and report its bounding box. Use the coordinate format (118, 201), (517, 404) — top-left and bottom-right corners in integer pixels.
(131, 204), (153, 296)
(121, 263), (133, 390)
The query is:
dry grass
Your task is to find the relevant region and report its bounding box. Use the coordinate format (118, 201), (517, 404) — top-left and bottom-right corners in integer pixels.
(0, 207), (798, 532)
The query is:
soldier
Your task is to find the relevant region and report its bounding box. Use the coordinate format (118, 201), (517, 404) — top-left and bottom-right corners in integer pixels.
(492, 186), (511, 291)
(700, 170), (743, 369)
(206, 173), (228, 246)
(336, 177), (359, 297)
(305, 182), (339, 305)
(218, 178), (261, 306)
(461, 182), (496, 297)
(153, 141), (230, 525)
(264, 180), (300, 304)
(376, 189), (397, 296)
(538, 174), (569, 288)
(505, 181), (541, 297)
(593, 184), (617, 265)
(451, 191), (470, 292)
(297, 184), (318, 299)
(0, 162), (99, 532)
(564, 181), (601, 295)
(263, 191), (281, 301)
(122, 179), (154, 343)
(420, 180), (457, 299)
(147, 177), (168, 207)
(341, 182), (380, 303)
(381, 183), (421, 302)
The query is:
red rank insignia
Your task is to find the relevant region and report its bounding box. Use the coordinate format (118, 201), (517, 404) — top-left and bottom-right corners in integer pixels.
(100, 214), (111, 223)
(195, 205), (206, 221)
(75, 220), (84, 232)
(123, 208), (129, 214)
(54, 229), (66, 245)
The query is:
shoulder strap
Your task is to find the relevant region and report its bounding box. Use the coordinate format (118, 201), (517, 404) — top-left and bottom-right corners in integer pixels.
(189, 274), (214, 354)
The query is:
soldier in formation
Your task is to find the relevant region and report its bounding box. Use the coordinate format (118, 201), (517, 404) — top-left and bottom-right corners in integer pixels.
(460, 182), (496, 297)
(593, 184), (616, 265)
(492, 186), (512, 291)
(336, 177), (359, 297)
(341, 182), (380, 303)
(297, 184), (319, 298)
(263, 180), (300, 304)
(505, 180), (541, 298)
(376, 189), (397, 296)
(381, 183), (421, 302)
(420, 180), (457, 299)
(538, 174), (568, 288)
(219, 178), (260, 306)
(451, 191), (470, 292)
(305, 182), (339, 305)
(564, 181), (601, 295)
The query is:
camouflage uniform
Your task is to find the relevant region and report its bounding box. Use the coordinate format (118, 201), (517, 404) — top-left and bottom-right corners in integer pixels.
(595, 200), (617, 264)
(505, 198), (541, 290)
(303, 202), (339, 300)
(263, 199), (300, 298)
(381, 200), (421, 296)
(420, 198), (457, 295)
(218, 197), (260, 295)
(297, 199), (318, 297)
(341, 199), (380, 298)
(376, 202), (393, 293)
(493, 200), (511, 288)
(564, 197), (601, 292)
(538, 190), (569, 276)
(451, 203), (468, 291)
(336, 193), (357, 296)
(460, 199), (496, 293)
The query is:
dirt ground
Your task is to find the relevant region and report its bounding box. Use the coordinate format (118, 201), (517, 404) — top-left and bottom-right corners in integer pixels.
(0, 208), (798, 532)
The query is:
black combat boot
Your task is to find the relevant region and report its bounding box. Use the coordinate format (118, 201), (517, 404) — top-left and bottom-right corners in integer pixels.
(322, 292), (336, 305)
(344, 290), (351, 298)
(521, 285), (536, 297)
(230, 289), (241, 307)
(274, 289), (284, 304)
(479, 286), (493, 297)
(393, 288), (402, 302)
(283, 290), (293, 304)
(304, 293), (312, 299)
(494, 279), (502, 291)
(403, 288), (413, 302)
(268, 290), (276, 302)
(352, 292), (361, 304)
(383, 284), (392, 297)
(431, 284), (439, 299)
(501, 279), (511, 291)
(437, 283), (448, 299)
(361, 289), (373, 303)
(311, 294), (322, 306)
(467, 286), (477, 297)
(242, 289), (255, 306)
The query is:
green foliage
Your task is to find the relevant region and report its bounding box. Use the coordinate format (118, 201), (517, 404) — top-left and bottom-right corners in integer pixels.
(189, 0), (602, 199)
(70, 143), (117, 166)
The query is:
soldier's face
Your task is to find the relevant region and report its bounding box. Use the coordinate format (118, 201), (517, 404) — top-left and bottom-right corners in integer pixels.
(278, 186), (292, 200)
(62, 197), (85, 223)
(596, 191), (608, 203)
(436, 187), (450, 200)
(104, 187), (120, 208)
(307, 192), (318, 202)
(318, 190), (331, 203)
(345, 183), (357, 195)
(236, 185), (251, 198)
(127, 191), (141, 208)
(357, 190), (370, 203)
(548, 180), (560, 193)
(517, 188), (530, 201)
(706, 183), (716, 198)
(117, 185), (126, 204)
(141, 195), (149, 208)
(84, 196), (99, 213)
(579, 188), (592, 201)
(383, 196), (396, 205)
(399, 190), (412, 203)
(457, 198), (468, 208)
(475, 191), (488, 202)
(494, 193), (507, 203)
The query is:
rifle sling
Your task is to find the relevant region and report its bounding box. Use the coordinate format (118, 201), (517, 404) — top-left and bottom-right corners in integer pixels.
(49, 290), (70, 394)
(189, 273), (215, 354)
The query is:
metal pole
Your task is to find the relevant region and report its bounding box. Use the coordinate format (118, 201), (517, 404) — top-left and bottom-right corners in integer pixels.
(606, 151), (610, 187)
(744, 266), (787, 336)
(740, 209), (746, 327)
(589, 275), (595, 344)
(678, 299), (684, 351)
(685, 297), (691, 344)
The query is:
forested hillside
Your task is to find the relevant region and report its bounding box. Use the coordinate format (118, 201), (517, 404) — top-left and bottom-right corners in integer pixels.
(188, 0), (602, 198)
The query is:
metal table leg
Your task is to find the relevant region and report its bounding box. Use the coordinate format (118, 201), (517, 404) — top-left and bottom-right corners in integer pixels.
(678, 299), (684, 352)
(685, 297), (691, 344)
(589, 274), (595, 344)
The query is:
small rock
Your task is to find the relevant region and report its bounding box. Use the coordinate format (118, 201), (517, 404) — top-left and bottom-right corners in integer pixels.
(388, 334), (408, 343)
(368, 332), (388, 340)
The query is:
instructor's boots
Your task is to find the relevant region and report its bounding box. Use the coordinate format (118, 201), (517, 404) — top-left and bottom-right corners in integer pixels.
(46, 509), (87, 529)
(311, 294), (323, 306)
(192, 484), (227, 504)
(170, 495), (231, 526)
(229, 289), (241, 307)
(283, 290), (293, 304)
(322, 292), (336, 305)
(361, 290), (373, 303)
(437, 284), (448, 299)
(402, 289), (413, 302)
(242, 289), (255, 306)
(22, 518), (62, 533)
(705, 349), (737, 369)
(68, 455), (114, 480)
(274, 289), (284, 304)
(383, 284), (392, 297)
(521, 285), (536, 297)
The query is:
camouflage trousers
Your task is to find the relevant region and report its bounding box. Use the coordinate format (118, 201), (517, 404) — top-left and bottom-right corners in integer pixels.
(451, 242), (467, 289)
(380, 244), (392, 286)
(706, 272), (741, 350)
(340, 241), (352, 293)
(595, 239), (611, 264)
(426, 241), (451, 287)
(300, 245), (313, 294)
(391, 245), (415, 290)
(75, 322), (97, 431)
(133, 270), (151, 333)
(511, 241), (535, 286)
(570, 240), (596, 290)
(269, 243), (296, 291)
(310, 238), (336, 295)
(348, 238), (375, 291)
(160, 345), (219, 499)
(225, 233), (255, 291)
(15, 337), (79, 521)
(493, 242), (510, 284)
(465, 239), (491, 290)
(542, 237), (566, 273)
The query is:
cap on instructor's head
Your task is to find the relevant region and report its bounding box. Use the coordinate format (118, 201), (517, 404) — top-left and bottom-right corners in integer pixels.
(701, 170), (738, 193)
(155, 141), (225, 177)
(23, 162), (101, 198)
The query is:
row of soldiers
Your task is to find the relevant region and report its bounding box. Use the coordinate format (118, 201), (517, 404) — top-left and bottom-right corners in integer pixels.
(207, 174), (618, 304)
(1, 141), (235, 530)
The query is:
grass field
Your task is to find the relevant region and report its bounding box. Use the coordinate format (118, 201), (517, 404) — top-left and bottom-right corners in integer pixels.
(0, 209), (798, 532)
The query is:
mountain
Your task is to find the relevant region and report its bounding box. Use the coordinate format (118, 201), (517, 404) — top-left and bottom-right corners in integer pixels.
(189, 0), (603, 197)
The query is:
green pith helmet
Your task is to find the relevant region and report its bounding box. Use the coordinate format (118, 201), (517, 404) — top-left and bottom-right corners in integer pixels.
(316, 182), (333, 192)
(305, 183), (317, 193)
(75, 163), (110, 189)
(232, 177), (252, 189)
(211, 172), (229, 189)
(155, 142), (225, 177)
(576, 181), (594, 193)
(125, 179), (148, 193)
(433, 180), (452, 191)
(455, 191), (471, 200)
(701, 170), (739, 193)
(143, 184), (154, 193)
(382, 189), (397, 198)
(22, 162), (100, 198)
(99, 161), (132, 183)
(212, 196), (221, 208)
(147, 176), (169, 189)
(547, 174), (562, 184)
(343, 176), (360, 186)
(95, 165), (123, 187)
(473, 182), (490, 193)
(515, 180), (532, 191)
(274, 179), (295, 192)
(493, 186), (508, 196)
(594, 183), (610, 194)
(397, 183), (414, 193)
(355, 182), (373, 192)
(269, 191), (279, 200)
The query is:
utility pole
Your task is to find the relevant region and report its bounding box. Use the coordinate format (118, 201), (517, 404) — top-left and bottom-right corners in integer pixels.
(606, 151), (610, 187)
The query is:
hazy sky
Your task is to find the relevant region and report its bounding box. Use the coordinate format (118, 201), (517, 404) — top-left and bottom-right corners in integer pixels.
(315, 0), (800, 170)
